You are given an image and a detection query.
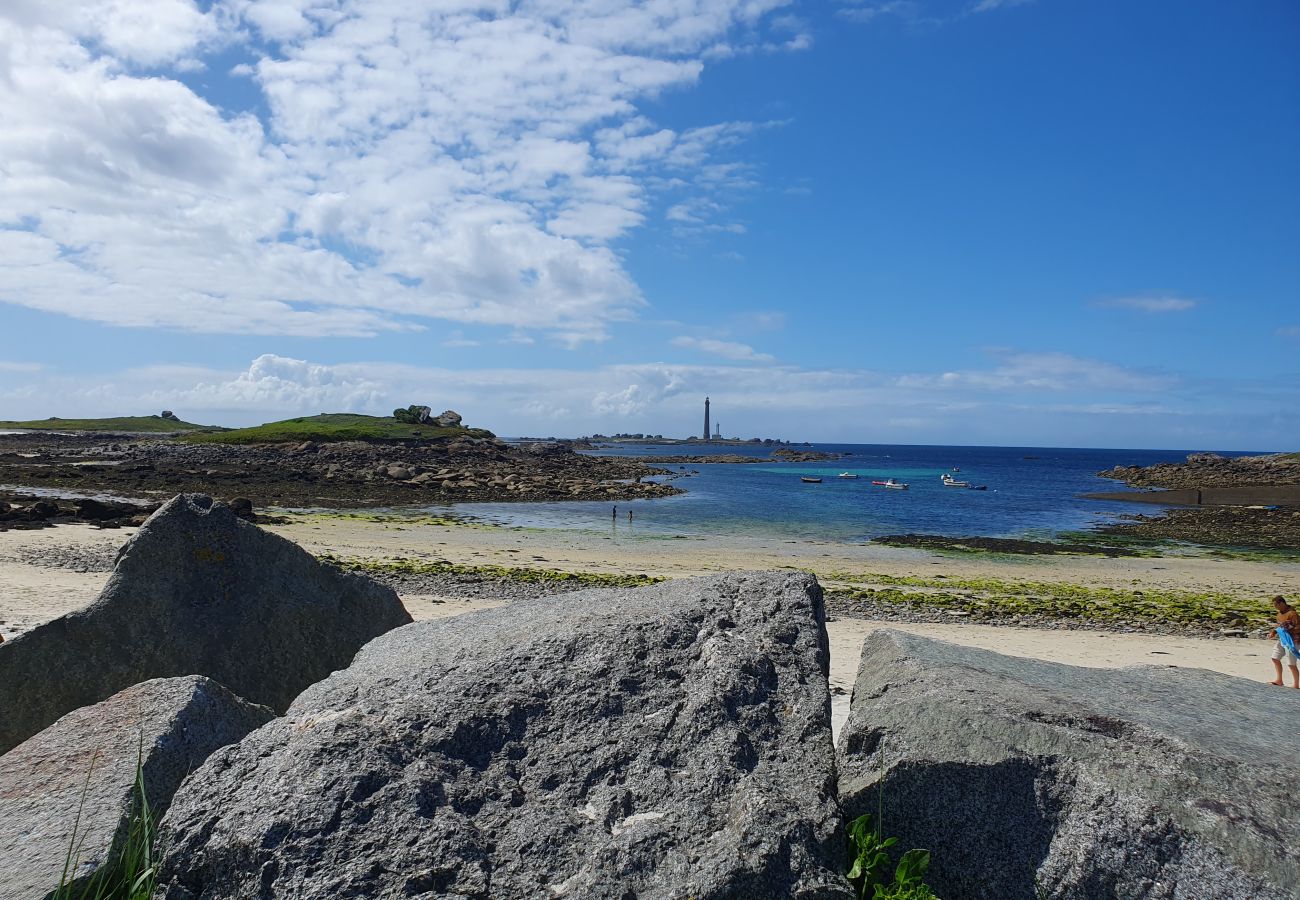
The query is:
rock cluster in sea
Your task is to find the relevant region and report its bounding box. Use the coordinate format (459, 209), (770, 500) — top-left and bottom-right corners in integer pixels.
(1, 494), (1295, 898)
(1101, 451), (1300, 489)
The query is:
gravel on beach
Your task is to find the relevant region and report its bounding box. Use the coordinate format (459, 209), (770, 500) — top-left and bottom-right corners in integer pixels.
(16, 541), (122, 574)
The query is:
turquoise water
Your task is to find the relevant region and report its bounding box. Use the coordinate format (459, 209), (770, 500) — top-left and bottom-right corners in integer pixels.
(423, 444), (1246, 544)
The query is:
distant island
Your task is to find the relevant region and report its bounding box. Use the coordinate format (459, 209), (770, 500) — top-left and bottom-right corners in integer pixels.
(184, 412), (495, 445)
(0, 407), (682, 519)
(0, 413), (224, 434)
(580, 433), (797, 446)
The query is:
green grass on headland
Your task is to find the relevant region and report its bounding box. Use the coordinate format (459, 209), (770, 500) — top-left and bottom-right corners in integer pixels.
(323, 554), (662, 589)
(824, 571), (1273, 628)
(183, 413), (495, 445)
(0, 416), (221, 433)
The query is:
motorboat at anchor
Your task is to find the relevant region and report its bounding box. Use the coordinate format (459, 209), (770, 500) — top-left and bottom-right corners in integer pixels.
(837, 472), (860, 479)
(941, 473), (971, 488)
(800, 476), (823, 483)
(872, 478), (909, 490)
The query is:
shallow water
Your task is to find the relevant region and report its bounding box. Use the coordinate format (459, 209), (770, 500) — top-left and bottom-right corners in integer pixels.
(425, 444), (1255, 544)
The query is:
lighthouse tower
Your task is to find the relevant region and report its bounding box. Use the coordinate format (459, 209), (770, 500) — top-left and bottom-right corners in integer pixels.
(703, 397), (711, 442)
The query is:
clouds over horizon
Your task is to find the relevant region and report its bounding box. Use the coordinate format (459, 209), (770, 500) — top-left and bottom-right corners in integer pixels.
(2, 349), (1291, 449)
(0, 0), (801, 343)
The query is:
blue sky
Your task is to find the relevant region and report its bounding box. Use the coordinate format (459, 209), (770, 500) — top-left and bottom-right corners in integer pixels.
(0, 0), (1296, 449)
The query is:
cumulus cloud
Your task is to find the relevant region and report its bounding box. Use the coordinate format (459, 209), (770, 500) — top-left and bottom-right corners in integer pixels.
(0, 1), (798, 343)
(1097, 296), (1199, 314)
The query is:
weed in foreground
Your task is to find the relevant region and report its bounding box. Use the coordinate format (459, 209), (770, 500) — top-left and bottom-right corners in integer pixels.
(51, 742), (158, 900)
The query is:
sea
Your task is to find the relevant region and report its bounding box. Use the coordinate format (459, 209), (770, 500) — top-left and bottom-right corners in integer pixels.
(426, 444), (1260, 544)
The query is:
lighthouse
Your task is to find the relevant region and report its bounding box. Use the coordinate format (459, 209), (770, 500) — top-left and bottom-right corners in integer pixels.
(703, 396), (711, 442)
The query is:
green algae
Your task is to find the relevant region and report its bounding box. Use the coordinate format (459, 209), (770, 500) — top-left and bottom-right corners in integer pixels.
(323, 553), (662, 589)
(822, 571), (1271, 627)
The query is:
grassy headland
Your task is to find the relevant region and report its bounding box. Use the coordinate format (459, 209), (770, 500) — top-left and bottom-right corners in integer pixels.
(0, 416), (221, 433)
(183, 413), (495, 444)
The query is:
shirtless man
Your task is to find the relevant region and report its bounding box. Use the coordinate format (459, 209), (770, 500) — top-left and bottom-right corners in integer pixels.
(1268, 595), (1300, 689)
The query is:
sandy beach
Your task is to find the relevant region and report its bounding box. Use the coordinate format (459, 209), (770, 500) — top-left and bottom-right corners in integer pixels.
(4, 515), (1295, 738)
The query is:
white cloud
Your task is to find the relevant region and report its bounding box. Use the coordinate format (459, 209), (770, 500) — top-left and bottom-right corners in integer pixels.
(440, 330), (480, 349)
(671, 336), (775, 362)
(971, 0), (1033, 12)
(1097, 296), (1198, 314)
(0, 1), (799, 343)
(839, 0), (1032, 26)
(895, 350), (1176, 393)
(0, 351), (1293, 448)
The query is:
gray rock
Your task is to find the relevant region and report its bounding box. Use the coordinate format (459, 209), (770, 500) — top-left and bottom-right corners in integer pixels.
(837, 630), (1300, 900)
(435, 408), (462, 427)
(156, 572), (852, 900)
(0, 494), (411, 754)
(0, 676), (273, 900)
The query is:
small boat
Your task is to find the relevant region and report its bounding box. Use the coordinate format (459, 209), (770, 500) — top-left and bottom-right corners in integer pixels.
(872, 478), (908, 490)
(941, 474), (970, 488)
(971, 485), (988, 491)
(837, 472), (859, 479)
(800, 476), (822, 483)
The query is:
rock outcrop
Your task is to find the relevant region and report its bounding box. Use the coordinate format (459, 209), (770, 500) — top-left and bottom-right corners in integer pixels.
(837, 630), (1300, 900)
(156, 572), (852, 900)
(0, 494), (411, 753)
(0, 676), (273, 900)
(1100, 451), (1300, 490)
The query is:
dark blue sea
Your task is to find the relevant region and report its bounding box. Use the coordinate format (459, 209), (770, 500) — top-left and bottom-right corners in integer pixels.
(432, 444), (1254, 544)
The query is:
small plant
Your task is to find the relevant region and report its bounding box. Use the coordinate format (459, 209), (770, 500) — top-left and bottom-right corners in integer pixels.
(847, 815), (940, 900)
(52, 741), (158, 900)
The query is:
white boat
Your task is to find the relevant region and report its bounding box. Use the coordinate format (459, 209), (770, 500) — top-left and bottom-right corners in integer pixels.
(837, 472), (859, 479)
(941, 474), (970, 488)
(883, 479), (908, 490)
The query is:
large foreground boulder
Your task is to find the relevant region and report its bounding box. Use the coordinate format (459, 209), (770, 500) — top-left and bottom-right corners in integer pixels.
(0, 676), (273, 900)
(837, 630), (1300, 900)
(0, 494), (411, 753)
(156, 572), (852, 899)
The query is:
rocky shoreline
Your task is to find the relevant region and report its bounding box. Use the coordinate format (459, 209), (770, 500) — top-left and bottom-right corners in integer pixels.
(1099, 504), (1300, 551)
(0, 431), (680, 510)
(869, 533), (1145, 557)
(1101, 451), (1300, 490)
(1096, 451), (1300, 550)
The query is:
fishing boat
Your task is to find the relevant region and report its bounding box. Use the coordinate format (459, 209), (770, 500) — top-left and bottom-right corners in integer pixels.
(882, 479), (908, 490)
(837, 472), (859, 479)
(941, 474), (970, 488)
(800, 476), (822, 483)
